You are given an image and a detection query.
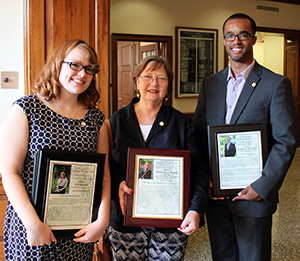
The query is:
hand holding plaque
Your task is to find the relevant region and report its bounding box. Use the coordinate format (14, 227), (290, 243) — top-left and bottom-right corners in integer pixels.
(208, 123), (269, 198)
(32, 149), (105, 238)
(124, 148), (190, 228)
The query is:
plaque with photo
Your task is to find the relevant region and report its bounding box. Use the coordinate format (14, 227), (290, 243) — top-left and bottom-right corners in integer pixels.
(124, 148), (190, 228)
(208, 123), (269, 197)
(32, 149), (105, 238)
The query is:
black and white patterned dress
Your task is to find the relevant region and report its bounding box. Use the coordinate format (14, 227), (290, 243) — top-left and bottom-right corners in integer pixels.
(4, 95), (105, 260)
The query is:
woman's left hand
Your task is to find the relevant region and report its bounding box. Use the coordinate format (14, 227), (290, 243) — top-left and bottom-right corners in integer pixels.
(178, 210), (200, 235)
(73, 219), (107, 243)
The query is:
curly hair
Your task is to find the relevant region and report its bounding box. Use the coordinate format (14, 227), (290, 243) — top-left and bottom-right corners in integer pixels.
(133, 56), (173, 95)
(32, 39), (100, 107)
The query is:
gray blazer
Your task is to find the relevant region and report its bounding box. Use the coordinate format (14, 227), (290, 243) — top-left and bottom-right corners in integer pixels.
(194, 61), (298, 217)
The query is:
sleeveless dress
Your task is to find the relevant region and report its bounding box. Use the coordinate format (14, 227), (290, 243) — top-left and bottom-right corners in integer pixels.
(4, 95), (105, 261)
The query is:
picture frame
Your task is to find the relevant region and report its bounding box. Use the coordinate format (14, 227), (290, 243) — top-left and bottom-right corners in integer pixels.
(32, 149), (105, 238)
(124, 148), (190, 228)
(175, 27), (218, 98)
(208, 123), (269, 197)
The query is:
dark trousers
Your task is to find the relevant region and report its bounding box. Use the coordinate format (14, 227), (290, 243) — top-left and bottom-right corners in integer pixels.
(206, 200), (272, 261)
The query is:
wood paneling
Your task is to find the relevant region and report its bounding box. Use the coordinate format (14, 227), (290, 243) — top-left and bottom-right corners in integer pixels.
(0, 177), (7, 260)
(24, 0), (110, 118)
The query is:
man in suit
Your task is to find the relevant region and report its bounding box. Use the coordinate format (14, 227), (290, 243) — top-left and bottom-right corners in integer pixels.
(224, 136), (236, 157)
(194, 13), (298, 261)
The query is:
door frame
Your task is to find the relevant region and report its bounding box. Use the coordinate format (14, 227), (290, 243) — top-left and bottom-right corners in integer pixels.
(111, 33), (172, 114)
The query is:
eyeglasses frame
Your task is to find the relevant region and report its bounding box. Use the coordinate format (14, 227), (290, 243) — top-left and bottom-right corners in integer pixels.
(139, 75), (168, 84)
(223, 32), (255, 42)
(62, 61), (97, 75)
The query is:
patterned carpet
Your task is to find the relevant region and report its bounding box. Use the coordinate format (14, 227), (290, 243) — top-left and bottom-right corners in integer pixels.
(185, 148), (300, 261)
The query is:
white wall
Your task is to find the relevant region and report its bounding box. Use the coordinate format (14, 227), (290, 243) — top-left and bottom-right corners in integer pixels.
(111, 0), (300, 113)
(254, 33), (284, 75)
(0, 0), (24, 124)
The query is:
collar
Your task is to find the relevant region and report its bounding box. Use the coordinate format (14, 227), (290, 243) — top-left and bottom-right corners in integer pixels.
(227, 59), (255, 81)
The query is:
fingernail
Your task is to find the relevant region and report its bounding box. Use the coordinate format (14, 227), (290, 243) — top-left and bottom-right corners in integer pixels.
(129, 190), (133, 194)
(179, 226), (183, 230)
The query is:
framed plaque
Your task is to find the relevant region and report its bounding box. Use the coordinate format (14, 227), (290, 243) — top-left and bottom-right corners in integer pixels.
(124, 148), (190, 228)
(175, 27), (218, 98)
(32, 149), (105, 238)
(208, 123), (269, 197)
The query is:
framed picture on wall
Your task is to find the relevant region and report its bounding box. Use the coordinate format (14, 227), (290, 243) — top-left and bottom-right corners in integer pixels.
(175, 27), (218, 98)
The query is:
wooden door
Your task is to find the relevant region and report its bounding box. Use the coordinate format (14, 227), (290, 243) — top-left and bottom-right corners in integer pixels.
(285, 35), (300, 145)
(117, 41), (139, 110)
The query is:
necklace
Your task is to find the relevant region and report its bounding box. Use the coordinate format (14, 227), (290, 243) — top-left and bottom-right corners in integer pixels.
(54, 101), (78, 119)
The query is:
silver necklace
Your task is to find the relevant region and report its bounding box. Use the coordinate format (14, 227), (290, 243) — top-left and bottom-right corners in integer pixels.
(54, 101), (78, 119)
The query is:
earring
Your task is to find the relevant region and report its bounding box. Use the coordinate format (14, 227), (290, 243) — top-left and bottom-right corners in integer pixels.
(137, 89), (140, 99)
(164, 96), (168, 102)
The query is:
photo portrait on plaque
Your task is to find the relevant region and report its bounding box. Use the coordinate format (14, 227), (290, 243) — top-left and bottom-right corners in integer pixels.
(208, 123), (269, 197)
(124, 148), (191, 228)
(175, 27), (218, 98)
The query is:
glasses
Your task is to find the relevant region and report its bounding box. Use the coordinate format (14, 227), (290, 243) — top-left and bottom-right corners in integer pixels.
(139, 75), (168, 84)
(63, 61), (97, 75)
(223, 32), (254, 42)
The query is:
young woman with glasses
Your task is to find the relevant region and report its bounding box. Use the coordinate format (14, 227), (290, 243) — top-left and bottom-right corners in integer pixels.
(0, 39), (111, 260)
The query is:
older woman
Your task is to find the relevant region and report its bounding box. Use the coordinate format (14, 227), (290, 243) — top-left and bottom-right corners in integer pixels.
(108, 56), (208, 260)
(0, 39), (110, 260)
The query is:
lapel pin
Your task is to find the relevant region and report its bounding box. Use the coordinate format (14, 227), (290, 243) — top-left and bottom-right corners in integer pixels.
(252, 82), (256, 88)
(159, 121), (164, 126)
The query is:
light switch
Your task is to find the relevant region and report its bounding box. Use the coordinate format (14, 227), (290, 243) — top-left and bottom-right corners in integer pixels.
(1, 71), (19, 89)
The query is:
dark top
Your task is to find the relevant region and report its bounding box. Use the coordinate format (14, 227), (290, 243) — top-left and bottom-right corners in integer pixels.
(109, 97), (209, 233)
(4, 95), (104, 260)
(224, 142), (236, 157)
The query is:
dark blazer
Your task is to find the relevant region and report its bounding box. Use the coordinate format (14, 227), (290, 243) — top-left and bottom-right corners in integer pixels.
(194, 61), (298, 218)
(109, 98), (209, 233)
(224, 142), (236, 157)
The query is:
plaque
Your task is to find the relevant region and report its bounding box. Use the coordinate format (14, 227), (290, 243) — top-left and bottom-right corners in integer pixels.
(124, 148), (190, 228)
(32, 149), (105, 238)
(208, 123), (269, 197)
(175, 27), (218, 98)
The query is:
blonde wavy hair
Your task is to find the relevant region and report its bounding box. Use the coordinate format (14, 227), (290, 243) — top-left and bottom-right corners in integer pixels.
(32, 39), (100, 107)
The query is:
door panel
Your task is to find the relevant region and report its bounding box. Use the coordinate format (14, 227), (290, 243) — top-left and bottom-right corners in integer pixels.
(117, 41), (138, 109)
